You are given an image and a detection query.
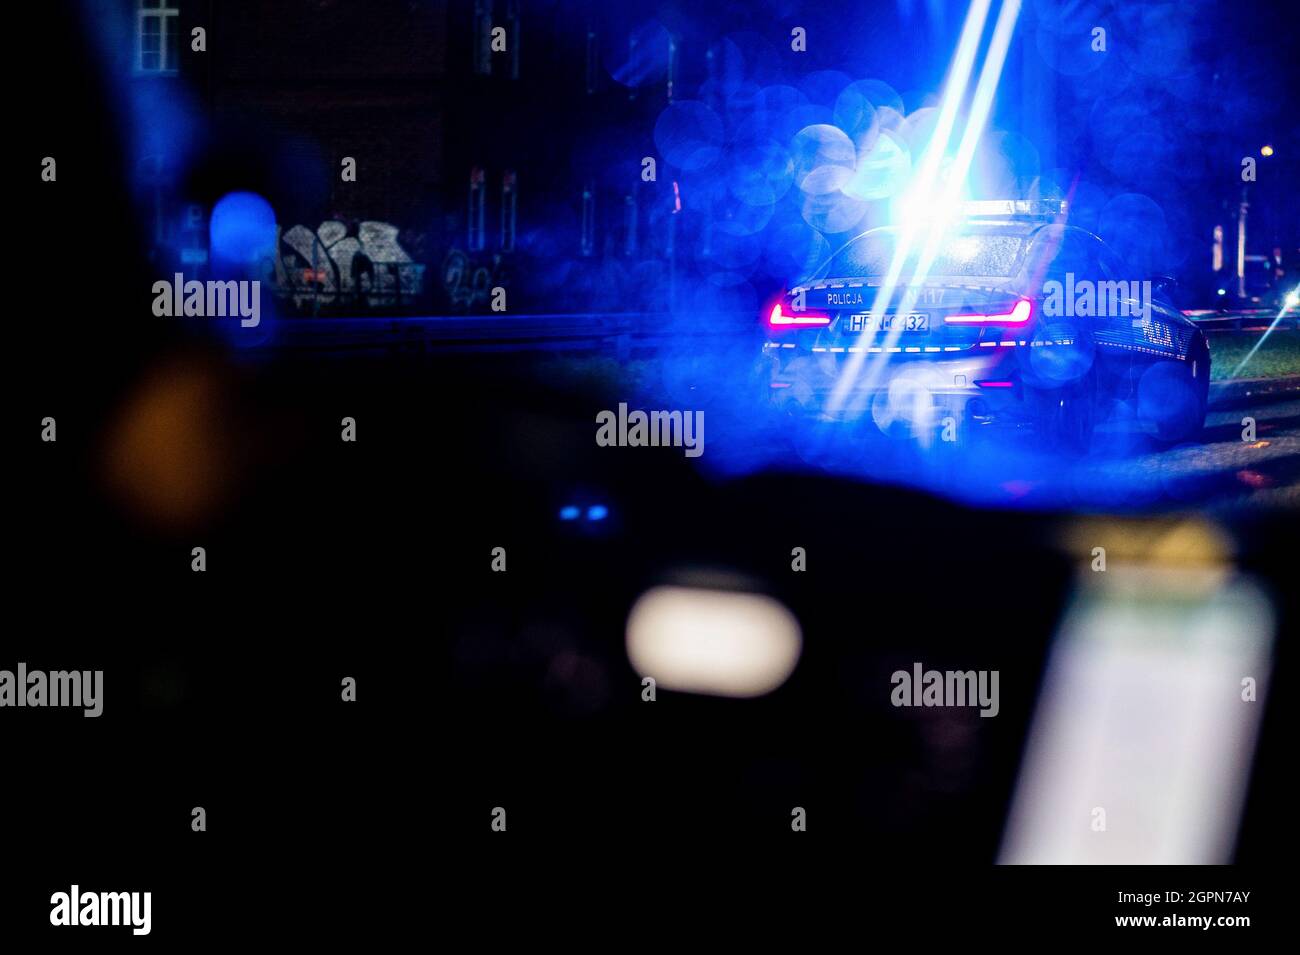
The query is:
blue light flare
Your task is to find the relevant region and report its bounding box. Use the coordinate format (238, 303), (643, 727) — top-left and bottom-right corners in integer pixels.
(827, 0), (1000, 414)
(209, 192), (278, 267)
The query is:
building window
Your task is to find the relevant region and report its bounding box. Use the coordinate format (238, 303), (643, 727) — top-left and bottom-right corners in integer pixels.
(137, 155), (166, 244)
(666, 37), (677, 102)
(626, 32), (638, 101)
(585, 29), (599, 95)
(580, 184), (596, 257)
(505, 0), (521, 79)
(473, 0), (493, 76)
(469, 167), (487, 251)
(622, 193), (638, 257)
(500, 171), (517, 252)
(137, 0), (180, 74)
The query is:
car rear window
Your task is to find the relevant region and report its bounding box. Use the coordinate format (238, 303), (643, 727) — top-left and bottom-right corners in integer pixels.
(822, 229), (1027, 279)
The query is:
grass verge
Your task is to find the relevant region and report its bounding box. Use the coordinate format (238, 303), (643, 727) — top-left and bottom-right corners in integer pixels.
(1208, 330), (1300, 381)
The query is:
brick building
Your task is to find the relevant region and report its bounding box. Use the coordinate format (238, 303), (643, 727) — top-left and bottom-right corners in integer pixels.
(108, 0), (683, 315)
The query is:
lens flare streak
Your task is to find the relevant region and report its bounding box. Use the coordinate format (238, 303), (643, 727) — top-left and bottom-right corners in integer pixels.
(827, 0), (1025, 416)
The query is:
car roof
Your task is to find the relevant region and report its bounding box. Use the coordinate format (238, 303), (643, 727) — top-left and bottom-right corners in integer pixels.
(805, 221), (1076, 285)
(851, 220), (1065, 239)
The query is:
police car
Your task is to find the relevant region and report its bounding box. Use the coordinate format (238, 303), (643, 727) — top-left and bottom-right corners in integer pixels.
(761, 201), (1210, 450)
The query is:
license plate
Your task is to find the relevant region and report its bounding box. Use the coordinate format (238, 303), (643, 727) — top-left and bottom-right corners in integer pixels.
(844, 312), (930, 333)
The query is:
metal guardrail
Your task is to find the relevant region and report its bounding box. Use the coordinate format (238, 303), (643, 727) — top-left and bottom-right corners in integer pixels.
(1185, 309), (1297, 332)
(259, 312), (760, 357)
(217, 309), (1295, 357)
(1208, 374), (1300, 409)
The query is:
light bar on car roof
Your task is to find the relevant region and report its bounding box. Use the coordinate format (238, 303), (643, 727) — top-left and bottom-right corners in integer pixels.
(961, 200), (1068, 219)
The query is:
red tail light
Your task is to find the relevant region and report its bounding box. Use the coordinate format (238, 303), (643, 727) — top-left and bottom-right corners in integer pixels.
(767, 302), (831, 328)
(944, 298), (1033, 326)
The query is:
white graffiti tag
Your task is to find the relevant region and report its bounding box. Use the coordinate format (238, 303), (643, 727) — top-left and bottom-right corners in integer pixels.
(270, 220), (424, 308)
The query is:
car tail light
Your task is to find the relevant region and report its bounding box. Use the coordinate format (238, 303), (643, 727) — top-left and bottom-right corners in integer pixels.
(767, 301), (831, 328)
(944, 298), (1033, 326)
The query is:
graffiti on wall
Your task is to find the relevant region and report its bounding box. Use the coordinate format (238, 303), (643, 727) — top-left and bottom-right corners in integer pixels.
(269, 220), (425, 309)
(441, 248), (508, 310)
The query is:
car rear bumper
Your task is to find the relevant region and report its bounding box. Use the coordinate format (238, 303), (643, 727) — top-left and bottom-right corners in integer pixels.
(761, 343), (1034, 425)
